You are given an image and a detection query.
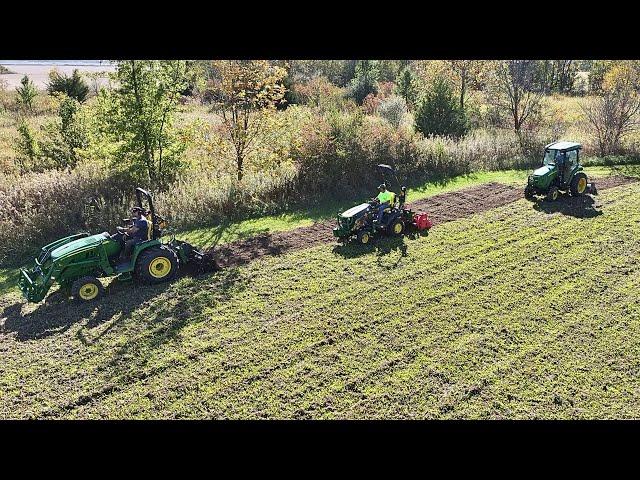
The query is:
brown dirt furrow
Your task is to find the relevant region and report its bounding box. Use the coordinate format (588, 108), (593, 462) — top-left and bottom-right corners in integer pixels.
(211, 176), (638, 269)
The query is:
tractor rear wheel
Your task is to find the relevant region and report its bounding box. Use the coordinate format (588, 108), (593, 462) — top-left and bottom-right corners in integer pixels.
(570, 172), (588, 196)
(390, 219), (404, 236)
(71, 276), (104, 303)
(135, 246), (179, 285)
(546, 186), (559, 202)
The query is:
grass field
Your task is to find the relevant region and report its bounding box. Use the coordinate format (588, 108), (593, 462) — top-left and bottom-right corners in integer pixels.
(2, 180), (639, 419)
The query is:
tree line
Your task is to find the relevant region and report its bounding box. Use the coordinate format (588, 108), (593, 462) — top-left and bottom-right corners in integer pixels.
(6, 59), (640, 187)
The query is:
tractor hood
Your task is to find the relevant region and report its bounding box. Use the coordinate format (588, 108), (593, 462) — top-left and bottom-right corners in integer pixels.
(533, 165), (555, 177)
(50, 233), (110, 261)
(341, 203), (371, 219)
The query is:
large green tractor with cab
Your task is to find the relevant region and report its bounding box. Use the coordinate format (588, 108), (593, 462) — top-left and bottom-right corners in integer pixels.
(524, 141), (597, 201)
(19, 188), (216, 304)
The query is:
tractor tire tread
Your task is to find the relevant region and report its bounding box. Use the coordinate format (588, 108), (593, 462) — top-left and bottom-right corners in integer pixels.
(135, 246), (179, 285)
(570, 172), (588, 196)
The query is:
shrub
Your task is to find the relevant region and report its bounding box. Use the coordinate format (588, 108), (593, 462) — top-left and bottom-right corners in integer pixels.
(46, 69), (89, 102)
(361, 93), (382, 115)
(290, 76), (346, 112)
(0, 78), (9, 112)
(14, 121), (40, 173)
(377, 81), (395, 99)
(378, 95), (407, 129)
(582, 86), (640, 156)
(415, 76), (468, 138)
(39, 96), (90, 170)
(15, 75), (37, 112)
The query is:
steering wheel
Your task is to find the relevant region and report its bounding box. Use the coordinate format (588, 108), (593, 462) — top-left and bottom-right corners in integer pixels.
(116, 226), (127, 235)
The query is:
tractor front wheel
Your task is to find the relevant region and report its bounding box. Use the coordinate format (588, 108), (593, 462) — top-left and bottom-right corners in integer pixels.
(546, 186), (559, 202)
(136, 246), (179, 285)
(71, 276), (104, 303)
(570, 172), (588, 196)
(524, 185), (534, 200)
(357, 230), (371, 245)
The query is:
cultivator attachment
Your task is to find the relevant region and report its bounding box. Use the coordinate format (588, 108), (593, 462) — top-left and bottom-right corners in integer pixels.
(587, 182), (598, 195)
(168, 239), (218, 274)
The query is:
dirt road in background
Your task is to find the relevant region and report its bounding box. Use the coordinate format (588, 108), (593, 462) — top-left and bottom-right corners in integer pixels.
(213, 176), (637, 269)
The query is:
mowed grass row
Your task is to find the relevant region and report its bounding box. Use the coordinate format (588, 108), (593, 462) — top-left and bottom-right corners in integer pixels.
(1, 182), (640, 419)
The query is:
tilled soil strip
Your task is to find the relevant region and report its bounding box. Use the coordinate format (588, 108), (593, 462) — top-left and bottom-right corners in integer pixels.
(212, 176), (638, 269)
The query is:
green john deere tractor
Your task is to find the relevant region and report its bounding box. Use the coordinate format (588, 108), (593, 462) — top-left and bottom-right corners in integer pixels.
(524, 141), (597, 201)
(19, 188), (216, 303)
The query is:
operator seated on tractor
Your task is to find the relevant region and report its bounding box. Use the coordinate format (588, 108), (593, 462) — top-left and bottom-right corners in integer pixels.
(556, 151), (567, 183)
(115, 206), (150, 263)
(373, 183), (396, 224)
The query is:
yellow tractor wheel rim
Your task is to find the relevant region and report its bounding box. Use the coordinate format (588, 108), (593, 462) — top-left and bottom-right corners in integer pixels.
(149, 257), (172, 278)
(394, 222), (403, 234)
(552, 190), (558, 200)
(578, 177), (587, 193)
(361, 233), (369, 244)
(79, 283), (99, 300)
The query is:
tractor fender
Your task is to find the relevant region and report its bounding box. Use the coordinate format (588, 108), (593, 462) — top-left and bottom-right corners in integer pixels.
(131, 239), (163, 267)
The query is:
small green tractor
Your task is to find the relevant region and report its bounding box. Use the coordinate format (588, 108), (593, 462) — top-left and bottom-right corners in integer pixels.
(333, 164), (431, 244)
(525, 141), (597, 201)
(19, 188), (216, 303)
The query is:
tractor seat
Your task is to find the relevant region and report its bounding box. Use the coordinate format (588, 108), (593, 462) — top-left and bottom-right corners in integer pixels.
(146, 216), (153, 241)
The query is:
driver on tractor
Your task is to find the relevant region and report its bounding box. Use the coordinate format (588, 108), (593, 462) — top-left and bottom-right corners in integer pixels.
(373, 183), (395, 224)
(116, 206), (150, 263)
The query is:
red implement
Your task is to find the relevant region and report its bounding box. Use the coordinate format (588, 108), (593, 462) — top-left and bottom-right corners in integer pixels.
(413, 212), (432, 230)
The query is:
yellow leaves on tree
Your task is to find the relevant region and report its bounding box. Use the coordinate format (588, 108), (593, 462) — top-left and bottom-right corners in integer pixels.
(208, 61), (288, 182)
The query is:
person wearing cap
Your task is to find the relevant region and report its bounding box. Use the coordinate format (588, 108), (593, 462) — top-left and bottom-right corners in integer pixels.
(374, 183), (395, 223)
(119, 206), (149, 262)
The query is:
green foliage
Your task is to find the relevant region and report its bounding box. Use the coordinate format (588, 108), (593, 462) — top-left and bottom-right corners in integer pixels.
(589, 61), (613, 93)
(377, 60), (405, 82)
(97, 60), (189, 187)
(345, 60), (379, 105)
(15, 75), (37, 112)
(415, 76), (468, 138)
(39, 96), (89, 170)
(288, 60), (356, 87)
(46, 69), (89, 102)
(14, 120), (40, 173)
(396, 67), (418, 109)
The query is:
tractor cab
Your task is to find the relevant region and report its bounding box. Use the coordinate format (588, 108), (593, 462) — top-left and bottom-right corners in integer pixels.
(542, 142), (580, 186)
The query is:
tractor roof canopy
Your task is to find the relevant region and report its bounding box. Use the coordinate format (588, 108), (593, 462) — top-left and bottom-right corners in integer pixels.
(544, 141), (582, 152)
(376, 164), (396, 176)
